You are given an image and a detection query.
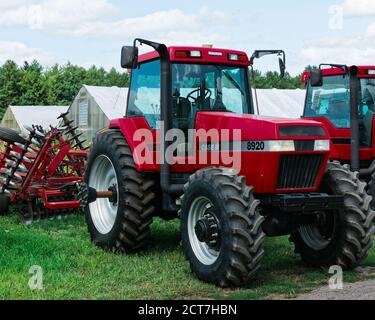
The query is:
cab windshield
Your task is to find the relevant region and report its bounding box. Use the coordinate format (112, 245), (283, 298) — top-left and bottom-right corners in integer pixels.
(304, 74), (375, 147)
(126, 59), (251, 130)
(172, 63), (251, 114)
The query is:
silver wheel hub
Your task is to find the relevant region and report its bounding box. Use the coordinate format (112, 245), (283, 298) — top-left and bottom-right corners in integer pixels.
(188, 196), (221, 265)
(88, 155), (119, 235)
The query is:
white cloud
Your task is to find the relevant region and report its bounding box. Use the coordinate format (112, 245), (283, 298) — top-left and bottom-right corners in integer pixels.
(73, 7), (236, 56)
(301, 47), (375, 66)
(0, 0), (32, 10)
(301, 34), (375, 67)
(341, 0), (375, 17)
(298, 5), (375, 74)
(68, 7), (231, 40)
(366, 22), (375, 37)
(301, 0), (375, 69)
(0, 41), (53, 65)
(0, 0), (115, 31)
(0, 3), (232, 46)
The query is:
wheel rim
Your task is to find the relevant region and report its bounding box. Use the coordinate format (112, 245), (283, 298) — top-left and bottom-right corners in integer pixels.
(298, 212), (336, 250)
(88, 155), (119, 235)
(187, 196), (221, 266)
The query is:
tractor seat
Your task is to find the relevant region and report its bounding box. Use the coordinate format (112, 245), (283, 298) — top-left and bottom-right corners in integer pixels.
(362, 110), (375, 147)
(173, 97), (192, 131)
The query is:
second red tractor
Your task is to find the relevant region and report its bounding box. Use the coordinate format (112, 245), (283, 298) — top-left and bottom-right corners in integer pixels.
(302, 65), (375, 211)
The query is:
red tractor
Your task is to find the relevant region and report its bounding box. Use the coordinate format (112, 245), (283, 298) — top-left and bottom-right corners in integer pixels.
(302, 65), (375, 211)
(79, 39), (374, 287)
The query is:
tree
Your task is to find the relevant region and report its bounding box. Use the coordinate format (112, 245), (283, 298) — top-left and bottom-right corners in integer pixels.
(44, 64), (62, 105)
(0, 61), (22, 118)
(84, 66), (107, 86)
(251, 69), (305, 89)
(304, 65), (319, 71)
(0, 60), (131, 119)
(105, 68), (129, 87)
(19, 60), (47, 106)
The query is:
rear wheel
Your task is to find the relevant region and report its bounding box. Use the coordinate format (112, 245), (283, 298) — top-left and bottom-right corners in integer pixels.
(290, 161), (375, 269)
(0, 128), (28, 145)
(180, 167), (265, 287)
(367, 171), (375, 210)
(84, 129), (155, 253)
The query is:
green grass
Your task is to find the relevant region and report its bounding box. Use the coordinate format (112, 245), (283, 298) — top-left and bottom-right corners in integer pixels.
(0, 213), (374, 300)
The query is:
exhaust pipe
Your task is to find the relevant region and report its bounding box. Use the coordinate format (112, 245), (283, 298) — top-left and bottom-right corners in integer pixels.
(349, 66), (360, 172)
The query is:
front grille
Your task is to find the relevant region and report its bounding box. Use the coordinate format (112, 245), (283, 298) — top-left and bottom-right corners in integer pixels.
(277, 154), (325, 189)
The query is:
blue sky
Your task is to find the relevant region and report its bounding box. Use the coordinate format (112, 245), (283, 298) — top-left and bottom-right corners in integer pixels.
(0, 0), (374, 75)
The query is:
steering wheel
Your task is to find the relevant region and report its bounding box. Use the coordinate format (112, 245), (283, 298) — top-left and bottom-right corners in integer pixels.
(187, 88), (212, 103)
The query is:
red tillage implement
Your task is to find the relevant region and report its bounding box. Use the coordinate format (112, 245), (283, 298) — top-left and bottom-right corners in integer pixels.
(0, 112), (87, 222)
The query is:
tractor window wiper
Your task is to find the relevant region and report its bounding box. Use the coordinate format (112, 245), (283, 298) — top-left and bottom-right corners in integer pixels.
(215, 66), (244, 96)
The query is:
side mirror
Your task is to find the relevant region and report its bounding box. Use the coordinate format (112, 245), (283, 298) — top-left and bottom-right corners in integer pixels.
(279, 57), (286, 78)
(310, 69), (323, 87)
(251, 50), (286, 78)
(121, 46), (138, 69)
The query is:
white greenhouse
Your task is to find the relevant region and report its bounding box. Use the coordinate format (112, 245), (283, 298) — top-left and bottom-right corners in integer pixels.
(1, 105), (69, 133)
(68, 85), (129, 144)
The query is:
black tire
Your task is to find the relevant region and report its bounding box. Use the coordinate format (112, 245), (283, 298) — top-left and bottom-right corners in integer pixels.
(290, 161), (375, 269)
(0, 128), (28, 145)
(368, 171), (375, 210)
(0, 194), (10, 216)
(180, 167), (265, 288)
(84, 129), (155, 253)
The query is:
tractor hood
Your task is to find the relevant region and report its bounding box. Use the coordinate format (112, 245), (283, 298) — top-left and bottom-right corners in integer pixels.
(195, 112), (329, 140)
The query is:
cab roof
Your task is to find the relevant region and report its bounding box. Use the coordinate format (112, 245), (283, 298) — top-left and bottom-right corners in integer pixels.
(301, 65), (375, 83)
(138, 46), (251, 67)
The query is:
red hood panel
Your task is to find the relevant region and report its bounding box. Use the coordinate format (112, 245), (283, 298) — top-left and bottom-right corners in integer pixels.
(195, 112), (328, 140)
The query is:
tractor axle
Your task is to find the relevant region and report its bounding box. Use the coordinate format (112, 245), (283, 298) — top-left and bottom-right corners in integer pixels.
(77, 183), (117, 208)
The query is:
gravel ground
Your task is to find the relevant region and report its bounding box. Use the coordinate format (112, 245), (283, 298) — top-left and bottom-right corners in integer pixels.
(293, 279), (375, 300)
(292, 267), (375, 300)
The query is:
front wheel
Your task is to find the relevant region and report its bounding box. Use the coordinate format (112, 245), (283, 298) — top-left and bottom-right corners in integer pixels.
(180, 167), (265, 288)
(290, 161), (375, 269)
(84, 129), (155, 253)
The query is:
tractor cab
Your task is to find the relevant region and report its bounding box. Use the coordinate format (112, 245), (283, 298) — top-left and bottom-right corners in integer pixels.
(302, 66), (375, 171)
(126, 46), (254, 133)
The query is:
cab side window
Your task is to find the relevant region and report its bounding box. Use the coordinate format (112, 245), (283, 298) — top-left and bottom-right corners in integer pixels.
(127, 59), (161, 129)
(305, 75), (350, 128)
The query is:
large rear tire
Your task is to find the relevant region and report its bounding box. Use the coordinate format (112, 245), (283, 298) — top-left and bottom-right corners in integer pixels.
(84, 129), (155, 253)
(290, 161), (375, 269)
(0, 128), (28, 145)
(367, 171), (375, 210)
(180, 167), (265, 287)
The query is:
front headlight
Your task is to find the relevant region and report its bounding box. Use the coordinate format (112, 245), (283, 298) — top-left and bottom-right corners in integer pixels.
(268, 140), (295, 152)
(314, 140), (330, 151)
